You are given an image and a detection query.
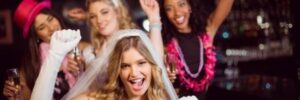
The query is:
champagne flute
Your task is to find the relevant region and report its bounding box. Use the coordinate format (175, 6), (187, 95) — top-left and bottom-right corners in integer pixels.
(72, 47), (85, 76)
(6, 68), (20, 86)
(166, 54), (177, 74)
(6, 68), (21, 96)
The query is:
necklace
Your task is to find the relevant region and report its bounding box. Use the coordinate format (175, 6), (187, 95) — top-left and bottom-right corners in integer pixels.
(166, 33), (216, 92)
(174, 37), (204, 78)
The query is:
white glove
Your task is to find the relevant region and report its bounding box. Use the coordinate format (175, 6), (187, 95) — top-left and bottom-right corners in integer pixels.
(49, 29), (82, 57)
(31, 29), (81, 100)
(179, 95), (198, 100)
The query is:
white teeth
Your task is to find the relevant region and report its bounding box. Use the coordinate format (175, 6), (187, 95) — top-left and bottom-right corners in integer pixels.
(176, 16), (184, 24)
(132, 79), (142, 83)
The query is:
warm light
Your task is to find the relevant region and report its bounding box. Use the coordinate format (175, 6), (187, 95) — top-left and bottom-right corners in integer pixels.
(225, 49), (247, 56)
(257, 15), (263, 25)
(142, 19), (150, 32)
(259, 44), (265, 50)
(288, 23), (293, 28)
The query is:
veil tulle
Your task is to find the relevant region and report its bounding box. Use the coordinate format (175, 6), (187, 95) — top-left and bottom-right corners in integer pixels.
(62, 29), (178, 100)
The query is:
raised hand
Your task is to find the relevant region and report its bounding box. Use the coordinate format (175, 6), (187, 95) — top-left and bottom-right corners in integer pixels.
(31, 30), (81, 100)
(49, 29), (81, 57)
(139, 0), (161, 22)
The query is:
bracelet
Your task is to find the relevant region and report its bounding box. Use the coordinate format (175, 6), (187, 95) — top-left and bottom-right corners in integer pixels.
(149, 22), (162, 32)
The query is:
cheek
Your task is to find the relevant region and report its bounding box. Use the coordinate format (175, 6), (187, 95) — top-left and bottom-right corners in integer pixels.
(107, 16), (119, 31)
(119, 70), (129, 83)
(165, 11), (173, 18)
(37, 31), (50, 42)
(143, 64), (152, 78)
(166, 11), (176, 23)
(108, 13), (118, 24)
(53, 19), (62, 28)
(90, 19), (97, 27)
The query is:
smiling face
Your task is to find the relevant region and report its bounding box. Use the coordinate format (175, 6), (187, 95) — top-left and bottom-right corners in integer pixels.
(33, 13), (61, 43)
(119, 47), (152, 99)
(88, 1), (119, 37)
(164, 0), (191, 33)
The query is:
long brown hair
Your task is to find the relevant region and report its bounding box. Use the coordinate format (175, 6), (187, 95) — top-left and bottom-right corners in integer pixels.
(20, 8), (65, 90)
(86, 0), (137, 54)
(88, 36), (168, 100)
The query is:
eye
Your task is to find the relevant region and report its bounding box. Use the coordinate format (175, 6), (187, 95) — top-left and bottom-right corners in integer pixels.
(164, 7), (172, 12)
(121, 63), (130, 69)
(138, 60), (148, 66)
(179, 2), (186, 7)
(89, 14), (96, 19)
(37, 25), (46, 31)
(101, 10), (109, 15)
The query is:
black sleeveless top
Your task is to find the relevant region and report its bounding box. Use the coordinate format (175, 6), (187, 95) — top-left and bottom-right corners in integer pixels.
(173, 32), (206, 99)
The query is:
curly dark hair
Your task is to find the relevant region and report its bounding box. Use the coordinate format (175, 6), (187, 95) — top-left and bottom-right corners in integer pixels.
(159, 0), (214, 45)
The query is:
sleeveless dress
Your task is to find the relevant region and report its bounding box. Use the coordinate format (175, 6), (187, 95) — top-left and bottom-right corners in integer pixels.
(165, 32), (216, 100)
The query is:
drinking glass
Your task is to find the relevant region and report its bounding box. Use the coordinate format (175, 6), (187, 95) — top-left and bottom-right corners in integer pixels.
(6, 68), (20, 87)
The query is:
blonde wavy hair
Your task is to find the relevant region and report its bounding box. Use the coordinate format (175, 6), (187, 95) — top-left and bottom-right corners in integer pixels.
(86, 0), (137, 53)
(88, 36), (168, 100)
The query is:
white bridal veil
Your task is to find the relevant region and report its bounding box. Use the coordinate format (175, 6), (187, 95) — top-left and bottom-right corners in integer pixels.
(63, 29), (178, 100)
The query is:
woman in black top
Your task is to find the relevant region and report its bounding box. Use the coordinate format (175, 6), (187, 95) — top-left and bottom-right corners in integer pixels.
(159, 0), (234, 99)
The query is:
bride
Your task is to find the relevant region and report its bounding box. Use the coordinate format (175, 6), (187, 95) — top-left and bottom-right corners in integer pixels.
(30, 29), (177, 100)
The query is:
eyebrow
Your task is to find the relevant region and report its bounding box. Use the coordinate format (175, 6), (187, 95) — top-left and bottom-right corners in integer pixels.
(121, 58), (146, 64)
(177, 0), (184, 5)
(46, 15), (52, 21)
(137, 58), (146, 62)
(100, 8), (109, 12)
(35, 21), (45, 29)
(35, 15), (52, 28)
(164, 2), (173, 8)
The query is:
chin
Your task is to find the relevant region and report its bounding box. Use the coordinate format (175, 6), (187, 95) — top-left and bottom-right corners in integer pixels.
(132, 91), (146, 96)
(127, 86), (148, 97)
(99, 30), (113, 36)
(130, 90), (147, 97)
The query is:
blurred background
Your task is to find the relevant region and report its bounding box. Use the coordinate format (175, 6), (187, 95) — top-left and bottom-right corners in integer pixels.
(0, 0), (299, 99)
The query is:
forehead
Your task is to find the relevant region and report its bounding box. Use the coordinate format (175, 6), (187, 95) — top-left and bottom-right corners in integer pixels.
(121, 48), (144, 62)
(34, 13), (50, 25)
(88, 1), (113, 12)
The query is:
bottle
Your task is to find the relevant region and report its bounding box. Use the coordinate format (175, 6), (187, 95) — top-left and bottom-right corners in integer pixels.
(72, 47), (85, 76)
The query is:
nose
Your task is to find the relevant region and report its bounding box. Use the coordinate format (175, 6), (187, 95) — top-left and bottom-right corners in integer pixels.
(48, 24), (55, 31)
(46, 25), (55, 34)
(174, 7), (181, 17)
(130, 66), (139, 78)
(97, 15), (103, 25)
(47, 23), (59, 33)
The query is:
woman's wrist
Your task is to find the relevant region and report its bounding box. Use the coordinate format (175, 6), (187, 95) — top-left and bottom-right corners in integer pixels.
(147, 15), (162, 32)
(149, 22), (162, 32)
(148, 15), (161, 23)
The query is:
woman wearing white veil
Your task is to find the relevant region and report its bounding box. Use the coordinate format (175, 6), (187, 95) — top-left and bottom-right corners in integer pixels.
(30, 29), (177, 100)
(63, 29), (177, 100)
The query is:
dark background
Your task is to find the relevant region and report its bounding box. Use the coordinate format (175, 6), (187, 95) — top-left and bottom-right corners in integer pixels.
(1, 0), (299, 99)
